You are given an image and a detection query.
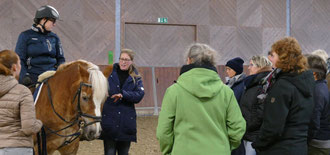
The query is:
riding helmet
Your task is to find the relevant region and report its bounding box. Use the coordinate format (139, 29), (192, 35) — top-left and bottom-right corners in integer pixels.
(34, 5), (59, 23)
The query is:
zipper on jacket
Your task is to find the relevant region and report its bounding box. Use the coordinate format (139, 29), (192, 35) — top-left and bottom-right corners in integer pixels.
(46, 39), (52, 52)
(27, 57), (32, 69)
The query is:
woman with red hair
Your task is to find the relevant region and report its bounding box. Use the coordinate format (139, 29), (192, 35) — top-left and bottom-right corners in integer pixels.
(252, 37), (315, 155)
(0, 50), (42, 155)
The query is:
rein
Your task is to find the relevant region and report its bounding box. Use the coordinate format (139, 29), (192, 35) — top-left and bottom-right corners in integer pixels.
(40, 78), (101, 149)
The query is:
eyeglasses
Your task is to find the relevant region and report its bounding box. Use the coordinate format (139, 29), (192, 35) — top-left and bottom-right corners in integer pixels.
(119, 58), (131, 62)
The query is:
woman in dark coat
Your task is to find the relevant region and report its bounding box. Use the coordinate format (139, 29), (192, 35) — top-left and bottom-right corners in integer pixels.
(240, 55), (273, 155)
(306, 55), (330, 155)
(252, 37), (315, 155)
(101, 49), (145, 155)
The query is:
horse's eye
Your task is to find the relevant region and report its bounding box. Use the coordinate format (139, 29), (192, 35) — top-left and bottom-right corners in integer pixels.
(82, 96), (89, 102)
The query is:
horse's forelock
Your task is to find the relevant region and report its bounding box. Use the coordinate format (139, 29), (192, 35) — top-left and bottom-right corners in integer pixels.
(58, 60), (108, 111)
(88, 65), (108, 110)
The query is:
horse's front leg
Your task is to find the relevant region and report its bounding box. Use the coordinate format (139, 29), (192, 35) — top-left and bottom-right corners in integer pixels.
(33, 135), (58, 155)
(58, 139), (80, 155)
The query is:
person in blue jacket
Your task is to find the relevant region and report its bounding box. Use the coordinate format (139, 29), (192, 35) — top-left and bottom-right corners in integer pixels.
(306, 54), (330, 155)
(15, 5), (65, 87)
(101, 49), (145, 155)
(225, 57), (246, 103)
(225, 57), (246, 155)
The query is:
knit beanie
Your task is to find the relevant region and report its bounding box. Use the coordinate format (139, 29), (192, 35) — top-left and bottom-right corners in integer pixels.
(225, 57), (244, 75)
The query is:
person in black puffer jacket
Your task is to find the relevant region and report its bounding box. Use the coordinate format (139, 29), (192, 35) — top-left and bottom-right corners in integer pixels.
(240, 55), (273, 155)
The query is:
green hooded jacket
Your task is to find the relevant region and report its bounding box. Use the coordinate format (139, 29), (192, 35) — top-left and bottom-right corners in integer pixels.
(157, 68), (246, 155)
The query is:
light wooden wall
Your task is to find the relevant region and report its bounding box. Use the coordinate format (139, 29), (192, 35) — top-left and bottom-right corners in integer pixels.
(121, 0), (287, 65)
(291, 0), (330, 53)
(1, 0), (330, 114)
(2, 0), (329, 65)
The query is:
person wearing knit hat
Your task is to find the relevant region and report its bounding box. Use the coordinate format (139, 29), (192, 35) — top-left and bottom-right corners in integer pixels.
(225, 57), (246, 155)
(226, 57), (244, 75)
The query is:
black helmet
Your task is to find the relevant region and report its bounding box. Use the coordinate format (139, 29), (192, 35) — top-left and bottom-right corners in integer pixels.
(34, 5), (59, 22)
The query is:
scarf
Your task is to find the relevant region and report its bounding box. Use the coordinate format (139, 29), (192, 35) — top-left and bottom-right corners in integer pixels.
(257, 68), (281, 103)
(226, 74), (245, 88)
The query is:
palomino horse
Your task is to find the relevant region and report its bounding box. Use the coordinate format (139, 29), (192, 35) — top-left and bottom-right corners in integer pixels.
(33, 60), (108, 155)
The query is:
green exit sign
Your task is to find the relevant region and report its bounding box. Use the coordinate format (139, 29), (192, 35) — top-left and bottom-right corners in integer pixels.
(158, 17), (168, 23)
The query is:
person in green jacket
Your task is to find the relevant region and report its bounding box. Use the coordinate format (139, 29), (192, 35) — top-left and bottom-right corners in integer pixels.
(156, 43), (246, 155)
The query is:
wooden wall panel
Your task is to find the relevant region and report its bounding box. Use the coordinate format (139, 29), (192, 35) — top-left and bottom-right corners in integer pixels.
(155, 67), (180, 107)
(292, 0), (330, 53)
(237, 0), (262, 27)
(236, 27), (263, 61)
(0, 18), (12, 50)
(262, 28), (286, 55)
(262, 0), (286, 28)
(124, 23), (196, 67)
(217, 65), (227, 82)
(136, 67), (154, 108)
(209, 0), (237, 26)
(206, 26), (237, 64)
(0, 0), (12, 18)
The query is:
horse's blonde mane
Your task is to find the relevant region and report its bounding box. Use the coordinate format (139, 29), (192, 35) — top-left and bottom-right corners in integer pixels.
(86, 61), (109, 107)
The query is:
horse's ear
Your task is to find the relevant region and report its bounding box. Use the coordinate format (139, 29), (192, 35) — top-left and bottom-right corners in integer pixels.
(102, 65), (113, 78)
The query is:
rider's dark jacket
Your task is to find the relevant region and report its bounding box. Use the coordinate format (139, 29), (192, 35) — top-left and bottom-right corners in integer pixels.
(15, 24), (65, 84)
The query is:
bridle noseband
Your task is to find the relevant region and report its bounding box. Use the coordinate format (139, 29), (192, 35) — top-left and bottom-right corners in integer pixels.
(73, 82), (102, 126)
(41, 78), (102, 148)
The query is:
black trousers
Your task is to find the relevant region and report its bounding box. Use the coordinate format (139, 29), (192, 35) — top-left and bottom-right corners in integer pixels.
(103, 138), (131, 155)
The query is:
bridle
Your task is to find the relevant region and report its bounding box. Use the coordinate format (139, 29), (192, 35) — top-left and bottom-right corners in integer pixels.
(40, 78), (102, 149)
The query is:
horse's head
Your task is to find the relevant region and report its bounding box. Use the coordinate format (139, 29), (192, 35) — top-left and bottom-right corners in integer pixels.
(57, 60), (108, 141)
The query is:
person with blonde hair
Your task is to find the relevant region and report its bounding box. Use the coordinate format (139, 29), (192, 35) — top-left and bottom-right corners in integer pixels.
(252, 37), (315, 155)
(0, 50), (42, 155)
(240, 55), (273, 155)
(157, 43), (246, 155)
(101, 49), (144, 155)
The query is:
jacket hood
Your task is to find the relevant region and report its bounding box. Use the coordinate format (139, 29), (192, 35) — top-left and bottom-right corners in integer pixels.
(0, 75), (18, 97)
(176, 68), (224, 98)
(279, 70), (315, 97)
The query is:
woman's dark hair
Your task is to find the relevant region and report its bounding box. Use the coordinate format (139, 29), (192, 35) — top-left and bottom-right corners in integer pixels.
(306, 55), (327, 80)
(0, 50), (19, 76)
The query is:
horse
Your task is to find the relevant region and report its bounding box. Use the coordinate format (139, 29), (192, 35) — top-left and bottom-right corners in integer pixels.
(102, 64), (113, 78)
(33, 60), (108, 155)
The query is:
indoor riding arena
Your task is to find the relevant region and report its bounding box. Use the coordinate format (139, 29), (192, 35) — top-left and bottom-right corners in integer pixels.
(1, 0), (330, 155)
